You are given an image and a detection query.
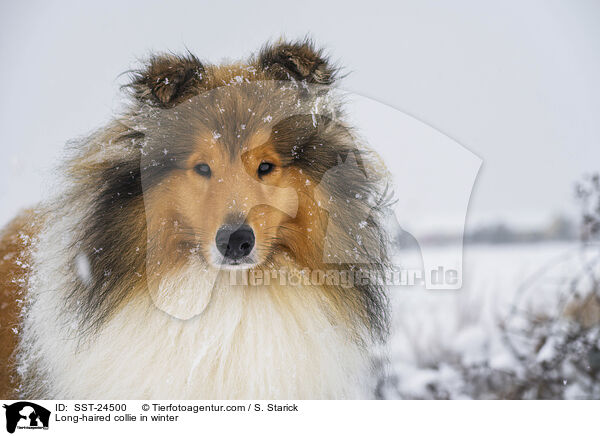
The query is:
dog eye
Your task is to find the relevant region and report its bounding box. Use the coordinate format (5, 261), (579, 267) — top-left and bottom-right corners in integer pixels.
(194, 163), (211, 178)
(257, 162), (275, 177)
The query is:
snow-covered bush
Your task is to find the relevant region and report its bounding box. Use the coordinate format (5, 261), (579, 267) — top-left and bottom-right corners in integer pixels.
(378, 174), (600, 399)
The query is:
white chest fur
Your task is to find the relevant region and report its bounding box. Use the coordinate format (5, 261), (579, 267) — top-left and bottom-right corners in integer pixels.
(19, 234), (371, 399)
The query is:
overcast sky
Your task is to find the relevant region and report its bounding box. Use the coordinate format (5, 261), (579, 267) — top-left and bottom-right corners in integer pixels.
(1, 0), (599, 232)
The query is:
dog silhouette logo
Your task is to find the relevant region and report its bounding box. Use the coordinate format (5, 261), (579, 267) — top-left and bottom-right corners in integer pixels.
(3, 402), (50, 433)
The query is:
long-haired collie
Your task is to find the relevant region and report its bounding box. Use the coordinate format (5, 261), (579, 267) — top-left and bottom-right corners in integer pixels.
(0, 40), (390, 399)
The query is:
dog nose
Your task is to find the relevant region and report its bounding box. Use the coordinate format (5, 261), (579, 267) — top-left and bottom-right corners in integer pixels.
(215, 225), (255, 260)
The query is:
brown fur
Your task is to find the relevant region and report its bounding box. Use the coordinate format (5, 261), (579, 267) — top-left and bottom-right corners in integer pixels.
(0, 210), (41, 398)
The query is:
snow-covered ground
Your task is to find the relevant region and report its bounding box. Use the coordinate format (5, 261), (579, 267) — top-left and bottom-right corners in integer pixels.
(382, 241), (600, 399)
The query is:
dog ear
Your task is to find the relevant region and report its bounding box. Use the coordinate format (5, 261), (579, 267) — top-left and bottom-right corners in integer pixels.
(127, 53), (205, 108)
(257, 40), (338, 85)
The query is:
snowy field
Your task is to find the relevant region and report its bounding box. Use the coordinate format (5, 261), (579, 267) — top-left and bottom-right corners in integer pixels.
(382, 241), (600, 399)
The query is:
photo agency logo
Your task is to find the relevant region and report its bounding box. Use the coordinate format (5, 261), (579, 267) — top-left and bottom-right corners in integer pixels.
(127, 79), (481, 319)
(3, 402), (50, 434)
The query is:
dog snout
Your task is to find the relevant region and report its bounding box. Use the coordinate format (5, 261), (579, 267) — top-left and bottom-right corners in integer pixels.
(215, 225), (255, 260)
